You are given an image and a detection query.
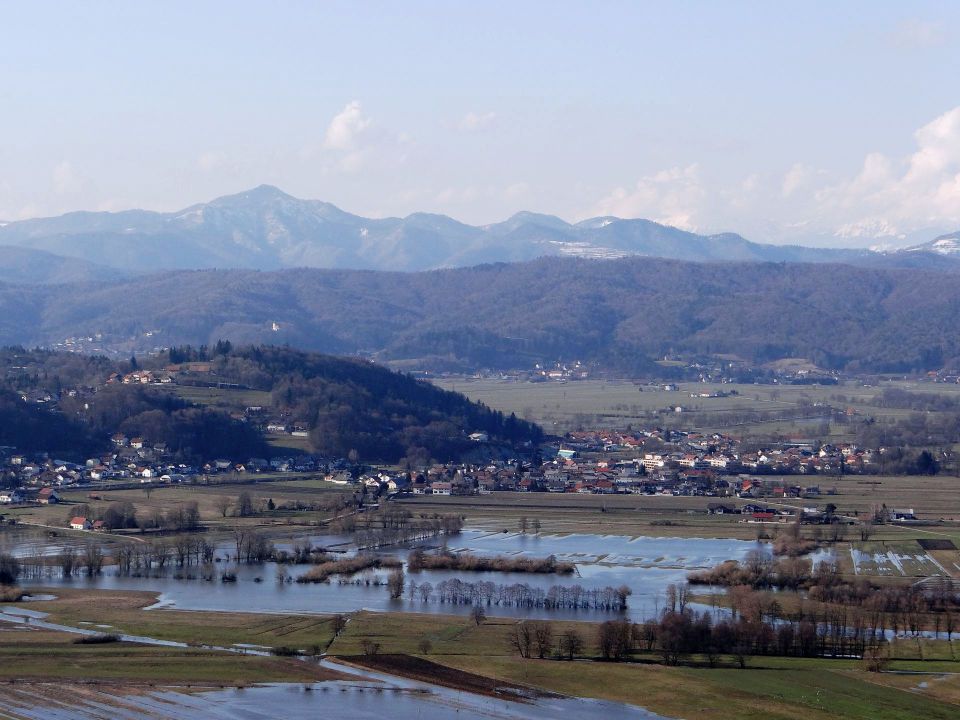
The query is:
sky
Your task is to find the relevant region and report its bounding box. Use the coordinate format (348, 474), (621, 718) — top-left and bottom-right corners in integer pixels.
(1, 1), (959, 247)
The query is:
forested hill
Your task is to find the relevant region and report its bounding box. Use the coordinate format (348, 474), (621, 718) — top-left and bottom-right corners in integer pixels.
(0, 346), (542, 463)
(172, 344), (543, 461)
(3, 256), (960, 373)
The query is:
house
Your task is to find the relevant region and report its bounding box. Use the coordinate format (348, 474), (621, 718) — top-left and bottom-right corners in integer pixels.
(0, 489), (25, 504)
(890, 508), (917, 521)
(430, 482), (452, 495)
(594, 479), (616, 494)
(468, 431), (489, 442)
(92, 520), (106, 532)
(38, 488), (60, 504)
(70, 517), (92, 531)
(707, 502), (737, 515)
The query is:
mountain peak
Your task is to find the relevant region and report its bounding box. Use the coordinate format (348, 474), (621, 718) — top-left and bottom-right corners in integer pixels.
(210, 184), (295, 205)
(902, 231), (960, 256)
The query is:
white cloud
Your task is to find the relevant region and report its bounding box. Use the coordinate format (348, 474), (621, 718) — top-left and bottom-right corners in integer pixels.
(818, 106), (960, 237)
(781, 163), (812, 198)
(834, 218), (902, 240)
(583, 106), (960, 246)
(591, 164), (704, 230)
(890, 19), (946, 49)
(458, 111), (496, 132)
(323, 100), (372, 151)
(311, 100), (409, 175)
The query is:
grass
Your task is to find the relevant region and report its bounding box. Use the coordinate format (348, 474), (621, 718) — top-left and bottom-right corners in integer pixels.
(0, 628), (339, 684)
(6, 590), (960, 718)
(327, 608), (960, 718)
(431, 377), (960, 445)
(0, 474), (352, 533)
(19, 588), (340, 651)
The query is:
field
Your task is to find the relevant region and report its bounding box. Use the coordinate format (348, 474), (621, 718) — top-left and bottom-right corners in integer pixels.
(433, 377), (960, 449)
(3, 591), (958, 720)
(0, 620), (339, 685)
(394, 485), (960, 542)
(0, 474), (354, 538)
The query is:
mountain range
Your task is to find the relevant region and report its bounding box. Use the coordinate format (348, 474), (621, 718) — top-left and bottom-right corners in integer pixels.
(3, 256), (960, 374)
(2, 185), (957, 276)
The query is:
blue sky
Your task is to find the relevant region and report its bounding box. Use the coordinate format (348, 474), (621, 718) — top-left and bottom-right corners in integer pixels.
(1, 1), (958, 246)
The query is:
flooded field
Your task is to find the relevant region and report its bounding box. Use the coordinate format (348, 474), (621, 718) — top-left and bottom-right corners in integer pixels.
(15, 529), (760, 622)
(0, 679), (670, 719)
(848, 542), (953, 577)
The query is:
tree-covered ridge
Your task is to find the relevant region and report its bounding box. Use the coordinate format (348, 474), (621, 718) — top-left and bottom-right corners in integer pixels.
(0, 347), (267, 462)
(4, 256), (960, 373)
(0, 345), (542, 464)
(170, 344), (543, 462)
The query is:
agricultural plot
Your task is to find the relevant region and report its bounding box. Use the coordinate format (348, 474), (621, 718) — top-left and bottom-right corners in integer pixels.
(432, 377), (960, 446)
(849, 541), (955, 577)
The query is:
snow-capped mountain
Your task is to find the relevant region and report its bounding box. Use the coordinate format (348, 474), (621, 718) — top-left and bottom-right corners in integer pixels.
(902, 231), (960, 256)
(0, 185), (956, 275)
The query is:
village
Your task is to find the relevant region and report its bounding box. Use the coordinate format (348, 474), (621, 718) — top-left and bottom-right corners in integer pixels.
(0, 418), (921, 528)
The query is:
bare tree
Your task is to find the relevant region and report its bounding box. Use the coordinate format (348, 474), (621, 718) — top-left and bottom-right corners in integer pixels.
(360, 638), (380, 656)
(532, 621), (554, 659)
(232, 525), (249, 561)
(330, 614), (348, 637)
(557, 629), (584, 660)
(507, 622), (534, 658)
(470, 605), (486, 626)
(387, 568), (405, 599)
(237, 492), (254, 518)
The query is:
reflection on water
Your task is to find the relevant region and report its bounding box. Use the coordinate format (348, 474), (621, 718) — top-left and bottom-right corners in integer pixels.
(0, 681), (672, 720)
(20, 530), (760, 621)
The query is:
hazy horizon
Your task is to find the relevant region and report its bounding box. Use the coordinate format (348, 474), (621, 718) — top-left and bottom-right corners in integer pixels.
(2, 2), (959, 249)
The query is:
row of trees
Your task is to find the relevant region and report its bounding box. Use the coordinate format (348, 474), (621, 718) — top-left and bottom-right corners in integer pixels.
(504, 592), (946, 667)
(352, 514), (464, 550)
(15, 544), (105, 579)
(407, 578), (631, 611)
(407, 549), (575, 575)
(68, 501), (201, 533)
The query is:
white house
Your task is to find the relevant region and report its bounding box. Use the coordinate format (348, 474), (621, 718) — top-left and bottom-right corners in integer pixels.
(69, 516), (92, 531)
(0, 489), (25, 504)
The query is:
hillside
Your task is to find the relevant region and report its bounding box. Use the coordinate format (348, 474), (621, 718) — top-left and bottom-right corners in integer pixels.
(0, 346), (541, 463)
(902, 231), (960, 258)
(3, 185), (958, 273)
(0, 246), (127, 285)
(4, 257), (960, 373)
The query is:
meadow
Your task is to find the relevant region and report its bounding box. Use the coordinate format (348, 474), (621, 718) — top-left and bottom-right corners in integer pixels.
(433, 376), (960, 450)
(3, 590), (958, 720)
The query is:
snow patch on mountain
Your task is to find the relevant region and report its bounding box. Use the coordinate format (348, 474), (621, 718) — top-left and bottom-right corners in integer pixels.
(546, 240), (634, 260)
(902, 232), (960, 256)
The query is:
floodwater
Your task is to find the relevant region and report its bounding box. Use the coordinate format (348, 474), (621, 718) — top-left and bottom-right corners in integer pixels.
(21, 530), (760, 621)
(0, 606), (671, 719)
(0, 681), (672, 719)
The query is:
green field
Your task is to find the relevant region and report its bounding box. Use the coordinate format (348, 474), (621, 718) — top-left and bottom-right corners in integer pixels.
(432, 377), (960, 447)
(4, 591), (957, 720)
